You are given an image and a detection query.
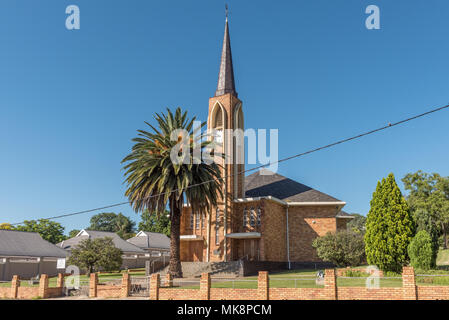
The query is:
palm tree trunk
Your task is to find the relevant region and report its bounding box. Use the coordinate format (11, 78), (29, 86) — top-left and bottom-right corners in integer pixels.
(168, 196), (183, 278)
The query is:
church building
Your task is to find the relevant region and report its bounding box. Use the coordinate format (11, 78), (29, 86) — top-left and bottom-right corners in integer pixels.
(179, 16), (352, 267)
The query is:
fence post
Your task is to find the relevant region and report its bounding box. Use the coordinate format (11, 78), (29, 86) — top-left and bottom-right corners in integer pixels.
(11, 275), (19, 299)
(165, 273), (173, 287)
(200, 273), (211, 300)
(38, 274), (49, 299)
(89, 273), (98, 298)
(257, 271), (269, 300)
(149, 273), (160, 300)
(57, 273), (64, 288)
(121, 273), (131, 298)
(324, 269), (337, 300)
(402, 266), (417, 300)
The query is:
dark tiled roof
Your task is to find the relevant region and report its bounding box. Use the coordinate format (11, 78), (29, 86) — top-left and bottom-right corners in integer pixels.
(336, 211), (355, 218)
(57, 230), (144, 254)
(0, 230), (68, 258)
(127, 232), (170, 250)
(244, 170), (342, 203)
(215, 17), (237, 97)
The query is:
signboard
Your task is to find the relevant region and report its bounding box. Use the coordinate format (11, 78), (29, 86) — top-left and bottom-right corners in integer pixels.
(56, 258), (66, 269)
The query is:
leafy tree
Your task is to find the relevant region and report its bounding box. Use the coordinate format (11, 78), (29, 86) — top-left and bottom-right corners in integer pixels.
(67, 237), (122, 275)
(139, 209), (171, 237)
(312, 230), (365, 267)
(402, 171), (449, 249)
(0, 223), (13, 230)
(408, 230), (435, 270)
(365, 173), (415, 273)
(122, 108), (222, 278)
(88, 212), (136, 239)
(347, 214), (367, 234)
(68, 229), (80, 238)
(15, 219), (66, 244)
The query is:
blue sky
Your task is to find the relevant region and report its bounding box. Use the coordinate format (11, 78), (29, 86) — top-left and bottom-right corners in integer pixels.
(1, 0), (448, 234)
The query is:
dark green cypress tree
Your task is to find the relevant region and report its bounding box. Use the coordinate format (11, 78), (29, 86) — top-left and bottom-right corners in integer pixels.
(364, 173), (416, 273)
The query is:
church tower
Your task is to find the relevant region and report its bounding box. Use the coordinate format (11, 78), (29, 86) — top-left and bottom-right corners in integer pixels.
(207, 15), (245, 261)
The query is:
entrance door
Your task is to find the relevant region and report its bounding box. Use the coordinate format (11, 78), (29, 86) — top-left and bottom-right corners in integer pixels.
(243, 239), (259, 261)
(192, 241), (203, 262)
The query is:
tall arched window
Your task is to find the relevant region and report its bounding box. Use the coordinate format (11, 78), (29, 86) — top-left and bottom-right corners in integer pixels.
(257, 207), (261, 226)
(215, 208), (221, 245)
(249, 207), (255, 227)
(243, 208), (248, 227)
(190, 213), (194, 229)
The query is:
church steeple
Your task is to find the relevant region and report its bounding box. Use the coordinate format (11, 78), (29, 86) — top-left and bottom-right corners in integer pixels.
(215, 14), (237, 97)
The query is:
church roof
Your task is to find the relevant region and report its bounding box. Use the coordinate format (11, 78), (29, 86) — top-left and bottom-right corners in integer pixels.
(244, 170), (342, 203)
(215, 17), (237, 97)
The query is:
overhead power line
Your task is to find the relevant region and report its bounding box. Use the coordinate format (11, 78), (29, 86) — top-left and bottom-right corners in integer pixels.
(10, 102), (449, 226)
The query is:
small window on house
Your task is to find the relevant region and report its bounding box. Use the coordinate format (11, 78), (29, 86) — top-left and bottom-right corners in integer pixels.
(257, 207), (261, 226)
(243, 208), (248, 227)
(201, 213), (205, 229)
(250, 207), (255, 227)
(190, 213), (194, 229)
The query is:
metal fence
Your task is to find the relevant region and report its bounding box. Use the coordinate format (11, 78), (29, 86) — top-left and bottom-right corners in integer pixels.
(129, 276), (150, 297)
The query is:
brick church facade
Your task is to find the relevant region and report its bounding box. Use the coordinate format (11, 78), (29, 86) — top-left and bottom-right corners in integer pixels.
(179, 16), (352, 265)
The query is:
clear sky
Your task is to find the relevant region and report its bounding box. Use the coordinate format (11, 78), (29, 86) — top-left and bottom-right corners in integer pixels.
(1, 0), (448, 234)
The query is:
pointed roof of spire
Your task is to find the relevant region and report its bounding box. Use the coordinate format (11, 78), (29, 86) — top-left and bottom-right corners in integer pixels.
(215, 16), (237, 97)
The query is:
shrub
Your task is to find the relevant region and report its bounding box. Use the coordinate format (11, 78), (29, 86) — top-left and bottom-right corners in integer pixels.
(365, 173), (415, 273)
(312, 230), (365, 267)
(408, 230), (435, 270)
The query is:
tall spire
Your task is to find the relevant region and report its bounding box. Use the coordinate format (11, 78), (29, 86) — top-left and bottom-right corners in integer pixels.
(215, 10), (237, 97)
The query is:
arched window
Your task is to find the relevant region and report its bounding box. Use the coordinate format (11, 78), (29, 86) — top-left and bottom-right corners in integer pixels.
(215, 208), (221, 245)
(257, 207), (261, 226)
(243, 208), (248, 227)
(195, 212), (200, 230)
(190, 213), (194, 229)
(249, 207), (255, 227)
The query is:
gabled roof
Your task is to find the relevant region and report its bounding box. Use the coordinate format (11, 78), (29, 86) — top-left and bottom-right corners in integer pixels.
(57, 230), (144, 254)
(0, 230), (68, 258)
(127, 231), (170, 250)
(245, 170), (342, 203)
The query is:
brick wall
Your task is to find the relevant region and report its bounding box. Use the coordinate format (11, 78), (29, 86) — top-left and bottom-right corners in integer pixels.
(0, 274), (64, 299)
(146, 267), (449, 300)
(288, 206), (338, 262)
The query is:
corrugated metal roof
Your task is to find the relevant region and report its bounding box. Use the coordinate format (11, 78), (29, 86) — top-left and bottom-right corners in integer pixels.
(0, 230), (68, 258)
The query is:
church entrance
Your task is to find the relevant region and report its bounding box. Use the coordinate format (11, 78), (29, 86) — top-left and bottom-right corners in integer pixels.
(232, 239), (260, 261)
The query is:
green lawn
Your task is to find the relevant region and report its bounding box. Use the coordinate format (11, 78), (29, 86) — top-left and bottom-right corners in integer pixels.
(437, 248), (449, 267)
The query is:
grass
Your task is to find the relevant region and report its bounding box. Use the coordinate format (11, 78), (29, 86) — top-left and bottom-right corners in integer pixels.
(437, 248), (449, 266)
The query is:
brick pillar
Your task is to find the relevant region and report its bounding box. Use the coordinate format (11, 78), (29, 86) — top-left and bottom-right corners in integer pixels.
(89, 273), (98, 298)
(324, 269), (337, 300)
(11, 275), (19, 299)
(149, 273), (160, 300)
(165, 273), (173, 287)
(200, 273), (211, 300)
(38, 274), (49, 299)
(257, 271), (269, 300)
(57, 273), (64, 288)
(121, 273), (131, 298)
(402, 266), (417, 300)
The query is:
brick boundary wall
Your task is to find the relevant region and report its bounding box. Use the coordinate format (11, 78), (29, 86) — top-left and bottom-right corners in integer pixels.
(147, 267), (449, 300)
(0, 274), (65, 299)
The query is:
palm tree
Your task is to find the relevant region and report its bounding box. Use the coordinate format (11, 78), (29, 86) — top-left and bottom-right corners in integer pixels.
(122, 108), (222, 277)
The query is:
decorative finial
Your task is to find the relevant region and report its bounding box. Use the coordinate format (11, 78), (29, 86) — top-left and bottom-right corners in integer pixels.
(225, 4), (229, 19)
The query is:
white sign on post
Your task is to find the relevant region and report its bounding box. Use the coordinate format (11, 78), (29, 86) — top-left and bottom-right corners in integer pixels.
(57, 258), (66, 269)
